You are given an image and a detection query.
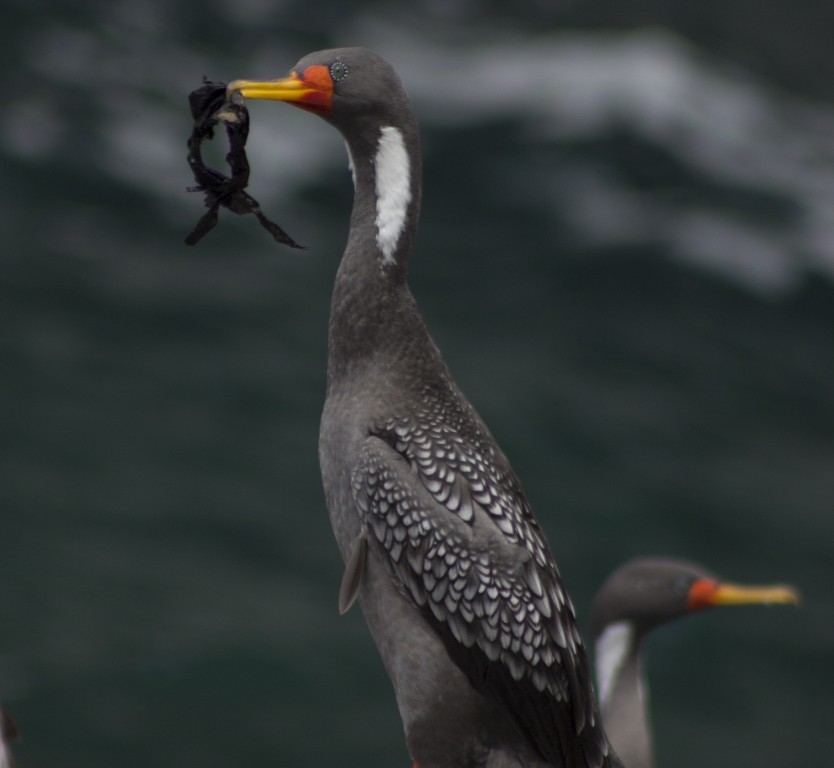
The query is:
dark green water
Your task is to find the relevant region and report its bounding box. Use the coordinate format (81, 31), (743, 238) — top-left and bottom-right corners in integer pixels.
(2, 3), (832, 767)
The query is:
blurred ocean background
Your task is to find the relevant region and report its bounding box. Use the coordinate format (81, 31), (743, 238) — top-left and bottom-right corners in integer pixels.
(1, 1), (832, 766)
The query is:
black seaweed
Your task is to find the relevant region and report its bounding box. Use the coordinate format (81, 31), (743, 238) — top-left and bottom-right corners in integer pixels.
(185, 78), (306, 248)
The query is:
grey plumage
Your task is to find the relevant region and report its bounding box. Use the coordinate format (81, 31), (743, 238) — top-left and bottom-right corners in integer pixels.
(230, 47), (621, 768)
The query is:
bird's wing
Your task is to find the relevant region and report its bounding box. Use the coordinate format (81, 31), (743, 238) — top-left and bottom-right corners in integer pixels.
(351, 410), (614, 768)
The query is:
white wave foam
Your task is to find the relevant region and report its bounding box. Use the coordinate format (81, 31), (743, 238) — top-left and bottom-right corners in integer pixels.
(14, 15), (833, 293)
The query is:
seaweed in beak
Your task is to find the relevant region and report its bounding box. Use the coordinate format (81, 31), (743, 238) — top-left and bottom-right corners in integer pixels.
(185, 78), (306, 249)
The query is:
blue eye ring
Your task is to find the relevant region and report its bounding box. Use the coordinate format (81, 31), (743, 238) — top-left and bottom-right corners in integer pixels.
(330, 61), (349, 82)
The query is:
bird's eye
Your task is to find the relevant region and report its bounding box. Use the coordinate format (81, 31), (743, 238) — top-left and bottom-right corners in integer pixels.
(330, 61), (349, 82)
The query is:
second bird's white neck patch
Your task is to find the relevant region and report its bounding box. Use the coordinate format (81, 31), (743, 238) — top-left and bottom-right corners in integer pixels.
(595, 621), (635, 709)
(374, 126), (411, 266)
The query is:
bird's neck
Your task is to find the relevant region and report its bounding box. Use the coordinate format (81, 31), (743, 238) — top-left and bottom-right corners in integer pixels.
(595, 622), (654, 768)
(326, 119), (425, 389)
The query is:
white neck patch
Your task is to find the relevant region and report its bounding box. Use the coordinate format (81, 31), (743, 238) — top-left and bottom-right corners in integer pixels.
(595, 621), (635, 709)
(345, 140), (356, 188)
(374, 125), (411, 265)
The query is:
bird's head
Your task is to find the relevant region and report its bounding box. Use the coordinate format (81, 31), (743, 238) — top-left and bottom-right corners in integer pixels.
(590, 557), (799, 637)
(227, 47), (414, 139)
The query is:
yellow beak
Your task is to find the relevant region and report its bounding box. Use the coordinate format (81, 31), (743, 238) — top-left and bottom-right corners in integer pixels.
(227, 69), (334, 115)
(688, 577), (800, 610)
(710, 582), (800, 606)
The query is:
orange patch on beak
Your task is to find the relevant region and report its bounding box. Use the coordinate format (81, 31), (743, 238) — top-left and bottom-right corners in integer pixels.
(295, 65), (334, 114)
(687, 579), (720, 610)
